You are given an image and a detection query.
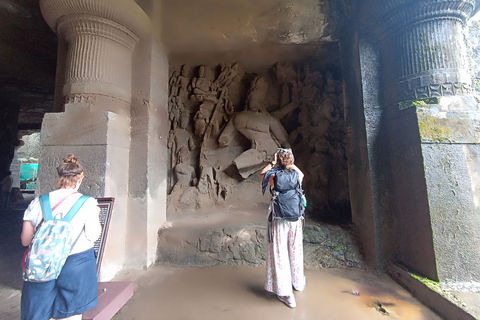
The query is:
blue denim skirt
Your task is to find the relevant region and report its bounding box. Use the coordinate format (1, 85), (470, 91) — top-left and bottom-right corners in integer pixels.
(21, 248), (98, 320)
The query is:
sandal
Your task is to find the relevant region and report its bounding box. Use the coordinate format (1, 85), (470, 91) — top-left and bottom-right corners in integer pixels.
(277, 295), (296, 308)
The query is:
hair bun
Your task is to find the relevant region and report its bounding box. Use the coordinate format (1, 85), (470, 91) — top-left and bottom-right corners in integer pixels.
(63, 154), (79, 165)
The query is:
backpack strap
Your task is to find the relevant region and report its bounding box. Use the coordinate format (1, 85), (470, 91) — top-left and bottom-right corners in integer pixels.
(62, 195), (89, 222)
(39, 194), (53, 221)
(262, 168), (279, 195)
(295, 178), (307, 212)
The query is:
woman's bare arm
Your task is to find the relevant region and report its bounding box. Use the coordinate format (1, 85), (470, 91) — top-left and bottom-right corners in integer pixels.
(21, 221), (35, 247)
(260, 152), (278, 187)
(85, 206), (102, 242)
(259, 163), (275, 187)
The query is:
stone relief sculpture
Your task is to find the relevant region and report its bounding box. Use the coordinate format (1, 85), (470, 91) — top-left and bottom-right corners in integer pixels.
(190, 66), (217, 102)
(189, 65), (235, 140)
(168, 144), (200, 209)
(193, 104), (210, 137)
(173, 146), (197, 189)
(169, 71), (180, 98)
(273, 61), (298, 108)
(168, 110), (195, 185)
(288, 66), (347, 217)
(176, 64), (192, 101)
(214, 62), (239, 89)
(218, 76), (292, 179)
(168, 96), (183, 129)
(166, 61), (348, 219)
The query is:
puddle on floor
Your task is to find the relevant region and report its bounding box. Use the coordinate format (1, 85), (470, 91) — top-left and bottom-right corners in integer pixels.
(113, 266), (442, 320)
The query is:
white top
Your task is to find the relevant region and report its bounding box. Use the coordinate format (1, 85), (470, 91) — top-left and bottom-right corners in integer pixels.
(23, 189), (102, 255)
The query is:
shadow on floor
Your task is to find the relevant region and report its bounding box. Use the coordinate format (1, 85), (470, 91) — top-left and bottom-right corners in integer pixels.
(0, 195), (33, 291)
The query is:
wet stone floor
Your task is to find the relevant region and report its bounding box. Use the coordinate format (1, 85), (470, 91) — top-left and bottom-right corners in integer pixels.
(112, 265), (442, 320)
(0, 196), (442, 320)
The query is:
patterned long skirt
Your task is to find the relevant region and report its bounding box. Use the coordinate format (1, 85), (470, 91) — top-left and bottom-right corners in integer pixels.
(265, 218), (306, 296)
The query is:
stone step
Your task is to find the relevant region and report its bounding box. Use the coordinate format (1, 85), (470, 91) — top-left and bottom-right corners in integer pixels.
(157, 207), (365, 269)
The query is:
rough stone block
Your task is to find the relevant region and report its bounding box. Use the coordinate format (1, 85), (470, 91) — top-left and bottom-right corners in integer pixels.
(41, 105), (130, 148)
(422, 144), (480, 285)
(156, 218), (364, 269)
(37, 145), (107, 197)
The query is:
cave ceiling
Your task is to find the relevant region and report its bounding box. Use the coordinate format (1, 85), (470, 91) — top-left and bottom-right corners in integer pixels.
(157, 0), (348, 54)
(0, 0), (57, 129)
(1, 0), (350, 129)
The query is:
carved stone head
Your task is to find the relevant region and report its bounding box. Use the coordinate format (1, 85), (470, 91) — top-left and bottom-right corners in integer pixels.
(181, 64), (189, 77)
(199, 65), (205, 77)
(246, 76), (268, 112)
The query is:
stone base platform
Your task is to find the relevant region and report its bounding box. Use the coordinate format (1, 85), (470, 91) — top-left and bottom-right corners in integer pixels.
(157, 205), (365, 269)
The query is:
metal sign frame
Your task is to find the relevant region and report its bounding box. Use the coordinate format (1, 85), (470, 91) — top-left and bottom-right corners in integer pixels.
(94, 197), (114, 277)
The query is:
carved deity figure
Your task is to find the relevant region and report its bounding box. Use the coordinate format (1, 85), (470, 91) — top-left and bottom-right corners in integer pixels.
(190, 66), (217, 102)
(274, 62), (298, 107)
(302, 63), (323, 89)
(194, 103), (211, 137)
(214, 62), (239, 89)
(218, 76), (291, 178)
(168, 110), (195, 174)
(168, 96), (183, 129)
(289, 66), (344, 207)
(169, 71), (180, 98)
(324, 70), (338, 95)
(173, 146), (197, 189)
(176, 65), (191, 101)
(168, 146), (200, 209)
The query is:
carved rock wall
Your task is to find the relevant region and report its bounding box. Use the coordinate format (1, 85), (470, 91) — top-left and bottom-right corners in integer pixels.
(167, 44), (351, 222)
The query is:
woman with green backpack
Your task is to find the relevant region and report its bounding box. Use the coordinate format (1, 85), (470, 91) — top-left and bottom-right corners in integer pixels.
(20, 154), (101, 320)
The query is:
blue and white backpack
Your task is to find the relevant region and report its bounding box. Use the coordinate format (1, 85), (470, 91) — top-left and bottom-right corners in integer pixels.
(23, 194), (89, 282)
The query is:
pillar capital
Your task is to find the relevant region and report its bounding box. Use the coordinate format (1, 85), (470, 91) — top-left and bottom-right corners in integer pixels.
(371, 0), (476, 38)
(39, 0), (152, 108)
(40, 0), (150, 38)
(366, 0), (478, 102)
(57, 14), (139, 51)
(58, 13), (140, 104)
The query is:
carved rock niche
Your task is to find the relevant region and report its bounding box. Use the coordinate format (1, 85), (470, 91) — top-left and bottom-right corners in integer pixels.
(167, 45), (350, 222)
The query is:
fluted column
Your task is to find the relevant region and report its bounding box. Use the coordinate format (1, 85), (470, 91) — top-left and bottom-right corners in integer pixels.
(373, 0), (476, 102)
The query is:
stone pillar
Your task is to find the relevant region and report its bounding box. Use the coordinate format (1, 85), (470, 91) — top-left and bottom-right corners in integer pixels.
(370, 0), (480, 289)
(340, 26), (379, 270)
(127, 0), (169, 269)
(38, 0), (156, 280)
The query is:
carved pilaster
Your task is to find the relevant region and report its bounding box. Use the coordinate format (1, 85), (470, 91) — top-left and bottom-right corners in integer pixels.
(369, 0), (476, 102)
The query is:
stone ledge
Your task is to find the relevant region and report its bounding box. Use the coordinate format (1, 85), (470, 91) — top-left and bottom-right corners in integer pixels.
(156, 217), (365, 269)
(389, 264), (477, 320)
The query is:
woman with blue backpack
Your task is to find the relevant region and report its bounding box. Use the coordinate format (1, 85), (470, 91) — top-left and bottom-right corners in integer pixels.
(260, 148), (306, 308)
(20, 154), (102, 320)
